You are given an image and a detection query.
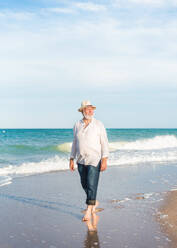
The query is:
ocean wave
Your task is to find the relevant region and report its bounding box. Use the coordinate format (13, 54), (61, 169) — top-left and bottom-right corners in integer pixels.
(2, 135), (177, 155)
(109, 135), (177, 151)
(109, 150), (177, 166)
(57, 135), (177, 153)
(0, 176), (12, 187)
(0, 148), (177, 180)
(0, 156), (69, 177)
(1, 144), (71, 153)
(56, 143), (72, 152)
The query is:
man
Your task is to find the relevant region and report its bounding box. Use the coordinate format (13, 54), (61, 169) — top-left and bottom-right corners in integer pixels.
(69, 100), (109, 221)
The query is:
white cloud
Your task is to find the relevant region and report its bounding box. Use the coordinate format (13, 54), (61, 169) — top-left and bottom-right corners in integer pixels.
(1, 17), (177, 90)
(0, 3), (177, 90)
(0, 1), (177, 127)
(0, 10), (34, 20)
(74, 2), (106, 11)
(113, 0), (177, 7)
(170, 0), (177, 5)
(43, 7), (75, 14)
(129, 0), (165, 6)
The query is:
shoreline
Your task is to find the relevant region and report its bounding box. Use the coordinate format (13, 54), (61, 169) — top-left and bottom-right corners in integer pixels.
(0, 165), (177, 247)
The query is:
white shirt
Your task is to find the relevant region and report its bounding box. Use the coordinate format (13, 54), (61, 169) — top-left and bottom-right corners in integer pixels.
(70, 117), (109, 167)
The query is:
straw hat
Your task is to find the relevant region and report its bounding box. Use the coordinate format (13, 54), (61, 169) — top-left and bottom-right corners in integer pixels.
(78, 100), (96, 112)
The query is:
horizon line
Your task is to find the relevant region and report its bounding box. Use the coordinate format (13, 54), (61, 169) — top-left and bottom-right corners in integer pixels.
(0, 127), (177, 130)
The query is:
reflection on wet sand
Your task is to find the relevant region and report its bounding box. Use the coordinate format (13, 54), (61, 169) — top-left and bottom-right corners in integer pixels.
(84, 212), (100, 248)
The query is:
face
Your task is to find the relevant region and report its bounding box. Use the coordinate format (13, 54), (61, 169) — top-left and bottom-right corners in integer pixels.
(82, 106), (94, 119)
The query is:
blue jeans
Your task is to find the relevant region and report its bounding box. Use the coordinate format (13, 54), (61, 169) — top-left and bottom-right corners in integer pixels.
(78, 160), (101, 205)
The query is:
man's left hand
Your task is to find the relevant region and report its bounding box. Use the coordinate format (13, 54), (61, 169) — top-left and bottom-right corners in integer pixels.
(100, 157), (107, 171)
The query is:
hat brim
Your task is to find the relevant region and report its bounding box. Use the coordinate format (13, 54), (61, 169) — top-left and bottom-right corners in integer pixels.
(78, 105), (96, 112)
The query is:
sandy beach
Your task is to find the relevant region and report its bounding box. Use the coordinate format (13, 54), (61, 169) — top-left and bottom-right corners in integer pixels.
(0, 164), (177, 248)
(157, 190), (177, 248)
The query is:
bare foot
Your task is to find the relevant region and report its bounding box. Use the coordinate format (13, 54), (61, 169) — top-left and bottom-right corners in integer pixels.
(92, 200), (99, 213)
(82, 209), (91, 222)
(92, 212), (99, 230)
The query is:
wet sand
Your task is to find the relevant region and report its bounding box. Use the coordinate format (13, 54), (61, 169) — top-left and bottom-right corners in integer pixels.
(157, 190), (177, 248)
(0, 165), (177, 247)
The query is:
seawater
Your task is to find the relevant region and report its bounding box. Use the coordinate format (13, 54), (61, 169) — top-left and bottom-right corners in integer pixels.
(0, 128), (177, 187)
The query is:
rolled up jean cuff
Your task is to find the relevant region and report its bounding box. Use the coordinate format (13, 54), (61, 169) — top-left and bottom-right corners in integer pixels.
(86, 199), (96, 205)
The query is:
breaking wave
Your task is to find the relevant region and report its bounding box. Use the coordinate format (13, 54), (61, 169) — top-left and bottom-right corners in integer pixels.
(57, 135), (177, 152)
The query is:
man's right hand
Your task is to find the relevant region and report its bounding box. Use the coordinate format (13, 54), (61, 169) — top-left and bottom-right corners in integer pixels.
(69, 159), (75, 171)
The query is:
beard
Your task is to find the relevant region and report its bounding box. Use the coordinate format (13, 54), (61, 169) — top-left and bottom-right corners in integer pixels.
(83, 113), (94, 120)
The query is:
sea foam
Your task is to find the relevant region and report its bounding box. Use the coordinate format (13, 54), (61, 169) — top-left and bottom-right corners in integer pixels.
(0, 149), (177, 180)
(109, 135), (177, 151)
(0, 176), (12, 187)
(0, 156), (69, 177)
(109, 150), (177, 166)
(0, 135), (177, 181)
(57, 135), (177, 153)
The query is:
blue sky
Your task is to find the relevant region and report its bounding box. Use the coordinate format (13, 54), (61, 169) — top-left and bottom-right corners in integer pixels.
(0, 0), (177, 128)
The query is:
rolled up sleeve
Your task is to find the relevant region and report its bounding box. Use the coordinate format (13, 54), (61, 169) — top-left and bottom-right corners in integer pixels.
(100, 124), (109, 159)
